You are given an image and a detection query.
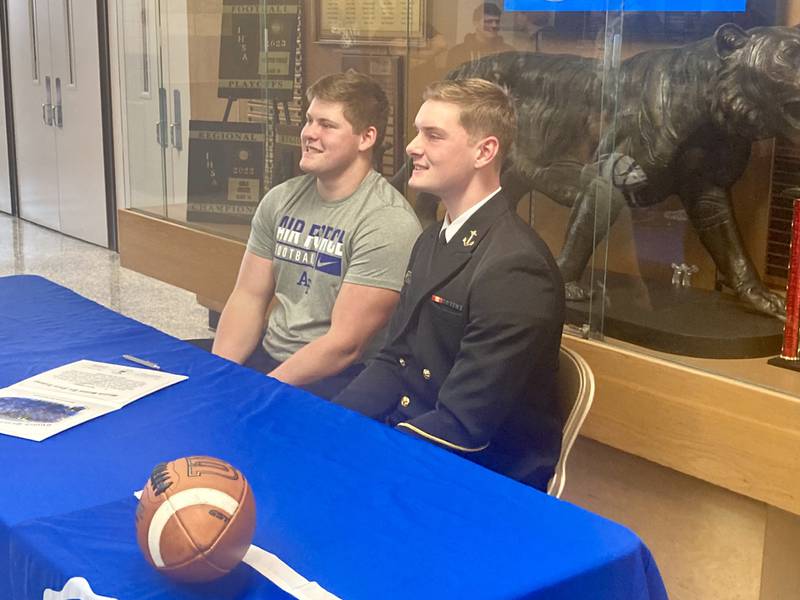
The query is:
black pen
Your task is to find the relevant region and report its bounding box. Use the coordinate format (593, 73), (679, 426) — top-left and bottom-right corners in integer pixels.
(122, 354), (161, 370)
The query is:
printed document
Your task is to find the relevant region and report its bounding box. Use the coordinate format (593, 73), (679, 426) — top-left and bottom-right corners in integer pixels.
(0, 360), (187, 441)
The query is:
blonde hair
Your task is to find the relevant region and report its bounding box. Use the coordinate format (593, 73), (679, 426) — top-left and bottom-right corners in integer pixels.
(423, 78), (516, 161)
(307, 71), (389, 155)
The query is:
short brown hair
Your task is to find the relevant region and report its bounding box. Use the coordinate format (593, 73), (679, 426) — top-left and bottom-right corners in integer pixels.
(306, 71), (389, 156)
(423, 78), (516, 162)
(473, 2), (502, 22)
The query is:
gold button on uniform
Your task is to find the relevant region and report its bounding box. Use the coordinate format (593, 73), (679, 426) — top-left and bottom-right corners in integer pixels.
(422, 368), (431, 380)
(400, 395), (411, 407)
(398, 357), (407, 367)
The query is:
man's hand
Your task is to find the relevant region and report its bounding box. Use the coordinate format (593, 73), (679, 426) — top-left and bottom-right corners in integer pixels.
(269, 282), (399, 386)
(212, 251), (275, 364)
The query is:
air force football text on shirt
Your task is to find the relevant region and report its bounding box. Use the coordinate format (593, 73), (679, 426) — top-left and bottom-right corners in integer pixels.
(274, 215), (345, 277)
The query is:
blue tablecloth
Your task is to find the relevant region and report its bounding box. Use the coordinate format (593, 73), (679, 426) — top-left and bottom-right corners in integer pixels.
(0, 275), (668, 599)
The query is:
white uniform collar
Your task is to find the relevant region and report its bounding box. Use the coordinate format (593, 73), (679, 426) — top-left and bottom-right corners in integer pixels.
(440, 187), (501, 243)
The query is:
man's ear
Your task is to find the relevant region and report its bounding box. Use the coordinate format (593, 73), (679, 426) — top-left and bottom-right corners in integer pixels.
(474, 136), (500, 169)
(359, 126), (378, 152)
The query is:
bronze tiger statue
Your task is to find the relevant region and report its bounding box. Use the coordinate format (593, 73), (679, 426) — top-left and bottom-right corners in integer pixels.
(429, 24), (800, 319)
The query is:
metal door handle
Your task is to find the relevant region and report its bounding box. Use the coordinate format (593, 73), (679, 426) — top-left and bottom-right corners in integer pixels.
(169, 89), (182, 150)
(41, 103), (52, 125)
(156, 87), (168, 148)
(42, 75), (53, 126)
(53, 77), (63, 128)
(169, 123), (178, 149)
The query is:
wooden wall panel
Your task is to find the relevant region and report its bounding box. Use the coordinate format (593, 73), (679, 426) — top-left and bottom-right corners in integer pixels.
(563, 335), (800, 516)
(118, 208), (244, 306)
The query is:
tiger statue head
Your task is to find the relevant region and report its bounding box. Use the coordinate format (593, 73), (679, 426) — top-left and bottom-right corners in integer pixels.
(712, 24), (800, 140)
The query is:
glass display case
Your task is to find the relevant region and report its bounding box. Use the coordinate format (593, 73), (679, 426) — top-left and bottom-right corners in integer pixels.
(112, 4), (800, 591)
(115, 0), (799, 400)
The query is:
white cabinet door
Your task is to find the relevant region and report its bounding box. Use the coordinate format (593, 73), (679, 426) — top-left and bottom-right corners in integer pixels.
(8, 0), (109, 246)
(8, 0), (60, 230)
(115, 0), (191, 218)
(49, 0), (108, 246)
(118, 0), (167, 215)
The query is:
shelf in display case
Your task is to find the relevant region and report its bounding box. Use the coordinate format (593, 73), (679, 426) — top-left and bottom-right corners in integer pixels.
(566, 270), (784, 359)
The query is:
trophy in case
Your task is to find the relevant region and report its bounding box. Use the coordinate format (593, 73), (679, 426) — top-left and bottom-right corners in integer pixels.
(769, 196), (800, 372)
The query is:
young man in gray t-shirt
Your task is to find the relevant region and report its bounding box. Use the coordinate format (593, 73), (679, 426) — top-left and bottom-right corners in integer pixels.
(212, 72), (421, 399)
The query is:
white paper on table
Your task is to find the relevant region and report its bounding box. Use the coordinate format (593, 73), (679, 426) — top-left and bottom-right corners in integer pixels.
(0, 359), (186, 441)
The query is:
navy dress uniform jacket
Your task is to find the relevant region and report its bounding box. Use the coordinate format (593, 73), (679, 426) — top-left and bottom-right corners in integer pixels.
(335, 192), (566, 491)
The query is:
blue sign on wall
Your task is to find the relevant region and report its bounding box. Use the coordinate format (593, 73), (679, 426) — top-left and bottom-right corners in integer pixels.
(504, 0), (746, 11)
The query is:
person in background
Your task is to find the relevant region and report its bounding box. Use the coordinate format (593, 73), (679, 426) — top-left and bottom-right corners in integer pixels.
(446, 2), (516, 69)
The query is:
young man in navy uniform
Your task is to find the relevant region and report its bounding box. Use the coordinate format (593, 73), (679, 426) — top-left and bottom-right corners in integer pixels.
(334, 79), (565, 491)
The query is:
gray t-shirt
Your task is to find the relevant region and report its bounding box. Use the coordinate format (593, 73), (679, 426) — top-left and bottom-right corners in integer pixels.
(247, 169), (421, 361)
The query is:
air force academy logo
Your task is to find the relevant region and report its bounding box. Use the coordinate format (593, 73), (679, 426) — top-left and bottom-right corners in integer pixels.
(43, 577), (117, 600)
(297, 271), (311, 292)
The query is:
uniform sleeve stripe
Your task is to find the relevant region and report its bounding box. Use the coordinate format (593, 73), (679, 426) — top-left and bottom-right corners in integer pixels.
(396, 423), (490, 453)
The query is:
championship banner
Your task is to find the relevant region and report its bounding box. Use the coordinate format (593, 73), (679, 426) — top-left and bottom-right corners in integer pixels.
(186, 120), (267, 224)
(218, 0), (300, 101)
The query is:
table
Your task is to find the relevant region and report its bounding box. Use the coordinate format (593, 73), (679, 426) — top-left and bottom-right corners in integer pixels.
(0, 275), (667, 599)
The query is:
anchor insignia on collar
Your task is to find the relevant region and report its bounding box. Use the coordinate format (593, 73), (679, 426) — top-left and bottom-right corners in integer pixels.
(462, 230), (478, 247)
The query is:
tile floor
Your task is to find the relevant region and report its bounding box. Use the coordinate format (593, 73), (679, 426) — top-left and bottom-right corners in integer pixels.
(0, 213), (211, 340)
